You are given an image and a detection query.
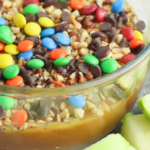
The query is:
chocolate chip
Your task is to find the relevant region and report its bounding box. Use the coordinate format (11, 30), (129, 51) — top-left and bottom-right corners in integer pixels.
(95, 46), (110, 59)
(51, 106), (59, 115)
(37, 11), (47, 18)
(39, 100), (52, 109)
(90, 65), (101, 78)
(56, 23), (69, 33)
(13, 39), (22, 45)
(61, 11), (70, 21)
(68, 31), (80, 42)
(35, 54), (47, 62)
(119, 11), (128, 25)
(45, 60), (53, 72)
(78, 63), (89, 74)
(28, 76), (39, 87)
(21, 68), (32, 80)
(34, 45), (47, 56)
(25, 13), (36, 23)
(113, 85), (126, 99)
(24, 108), (34, 120)
(31, 101), (39, 110)
(68, 59), (80, 70)
(0, 105), (5, 119)
(37, 106), (49, 120)
(131, 44), (145, 54)
(90, 37), (101, 51)
(55, 1), (69, 9)
(91, 32), (107, 41)
(29, 110), (38, 119)
(105, 13), (116, 23)
(105, 27), (117, 42)
(136, 20), (146, 31)
(116, 20), (123, 29)
(100, 22), (111, 32)
(0, 70), (3, 80)
(27, 36), (39, 47)
(45, 0), (57, 7)
(58, 67), (68, 77)
(119, 37), (131, 47)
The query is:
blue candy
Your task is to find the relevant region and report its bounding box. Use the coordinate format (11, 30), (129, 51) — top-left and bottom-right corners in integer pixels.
(17, 50), (33, 61)
(0, 17), (6, 26)
(111, 0), (125, 13)
(55, 33), (71, 46)
(42, 37), (57, 50)
(41, 28), (55, 38)
(68, 96), (86, 108)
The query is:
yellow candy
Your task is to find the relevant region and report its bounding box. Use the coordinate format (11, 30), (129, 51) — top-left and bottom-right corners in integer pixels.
(24, 22), (41, 36)
(0, 54), (13, 69)
(134, 30), (143, 41)
(14, 13), (26, 29)
(4, 44), (19, 55)
(38, 17), (54, 28)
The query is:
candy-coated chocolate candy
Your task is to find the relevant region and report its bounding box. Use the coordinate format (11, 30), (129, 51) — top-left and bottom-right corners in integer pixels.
(11, 109), (28, 127)
(55, 33), (71, 46)
(41, 28), (55, 37)
(6, 76), (23, 87)
(27, 59), (44, 69)
(129, 39), (143, 49)
(38, 17), (54, 28)
(17, 40), (34, 52)
(42, 37), (57, 50)
(0, 54), (13, 69)
(49, 48), (66, 60)
(0, 26), (12, 37)
(82, 4), (97, 15)
(24, 0), (40, 6)
(0, 34), (13, 44)
(0, 17), (6, 26)
(4, 44), (19, 55)
(17, 50), (33, 61)
(0, 41), (4, 51)
(54, 81), (66, 87)
(13, 13), (26, 29)
(24, 22), (41, 36)
(120, 27), (135, 42)
(121, 54), (136, 64)
(112, 0), (125, 13)
(134, 30), (143, 41)
(3, 65), (19, 79)
(96, 8), (107, 22)
(68, 96), (86, 108)
(0, 96), (15, 110)
(101, 58), (118, 73)
(54, 57), (70, 66)
(84, 55), (99, 65)
(24, 4), (39, 15)
(70, 0), (85, 10)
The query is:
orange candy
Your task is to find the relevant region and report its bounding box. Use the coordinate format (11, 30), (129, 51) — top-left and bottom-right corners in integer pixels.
(6, 76), (23, 87)
(129, 39), (143, 49)
(17, 40), (34, 52)
(70, 0), (85, 10)
(11, 109), (28, 127)
(49, 48), (66, 60)
(0, 41), (4, 51)
(54, 81), (66, 87)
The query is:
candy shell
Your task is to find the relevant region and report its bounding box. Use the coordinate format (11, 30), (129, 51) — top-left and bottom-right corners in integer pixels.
(112, 0), (125, 13)
(42, 37), (57, 50)
(24, 4), (39, 15)
(0, 26), (12, 37)
(0, 17), (6, 26)
(17, 50), (33, 61)
(70, 0), (85, 10)
(84, 55), (99, 65)
(121, 54), (136, 64)
(82, 4), (97, 15)
(4, 44), (19, 55)
(49, 48), (66, 60)
(6, 76), (23, 87)
(129, 39), (143, 49)
(24, 0), (40, 6)
(41, 28), (55, 37)
(54, 58), (70, 66)
(0, 34), (13, 44)
(54, 81), (66, 87)
(0, 41), (4, 51)
(38, 17), (54, 28)
(68, 96), (86, 108)
(17, 40), (34, 52)
(134, 30), (143, 41)
(0, 54), (13, 69)
(96, 8), (107, 22)
(27, 59), (44, 69)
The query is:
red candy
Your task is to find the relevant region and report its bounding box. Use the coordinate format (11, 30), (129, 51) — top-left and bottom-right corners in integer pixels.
(54, 81), (66, 87)
(96, 8), (107, 22)
(0, 41), (4, 51)
(6, 76), (23, 87)
(121, 54), (136, 64)
(129, 39), (143, 49)
(24, 0), (40, 6)
(120, 27), (135, 42)
(49, 48), (66, 60)
(82, 4), (97, 15)
(70, 0), (85, 10)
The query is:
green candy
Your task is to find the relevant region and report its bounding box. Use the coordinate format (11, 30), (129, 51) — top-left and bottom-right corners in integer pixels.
(3, 65), (19, 79)
(84, 55), (99, 65)
(24, 4), (39, 15)
(54, 58), (70, 66)
(101, 58), (118, 73)
(0, 96), (15, 110)
(27, 59), (44, 69)
(0, 26), (12, 37)
(0, 34), (13, 44)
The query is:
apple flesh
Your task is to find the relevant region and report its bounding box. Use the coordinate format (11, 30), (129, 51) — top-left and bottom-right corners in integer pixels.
(129, 145), (137, 150)
(84, 133), (129, 150)
(121, 114), (150, 150)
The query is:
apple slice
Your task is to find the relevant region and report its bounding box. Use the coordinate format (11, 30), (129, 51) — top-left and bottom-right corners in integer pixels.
(84, 133), (129, 150)
(121, 114), (150, 150)
(138, 94), (150, 119)
(129, 145), (137, 150)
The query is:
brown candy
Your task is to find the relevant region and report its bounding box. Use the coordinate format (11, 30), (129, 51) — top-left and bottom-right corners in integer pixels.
(90, 65), (101, 78)
(61, 11), (70, 21)
(78, 63), (89, 74)
(0, 105), (5, 119)
(37, 106), (49, 120)
(39, 100), (52, 109)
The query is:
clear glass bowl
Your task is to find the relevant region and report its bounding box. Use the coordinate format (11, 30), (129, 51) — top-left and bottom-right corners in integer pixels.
(0, 0), (150, 150)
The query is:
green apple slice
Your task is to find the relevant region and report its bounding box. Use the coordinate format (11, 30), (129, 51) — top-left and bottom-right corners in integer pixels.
(121, 114), (150, 150)
(84, 134), (129, 150)
(129, 145), (137, 150)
